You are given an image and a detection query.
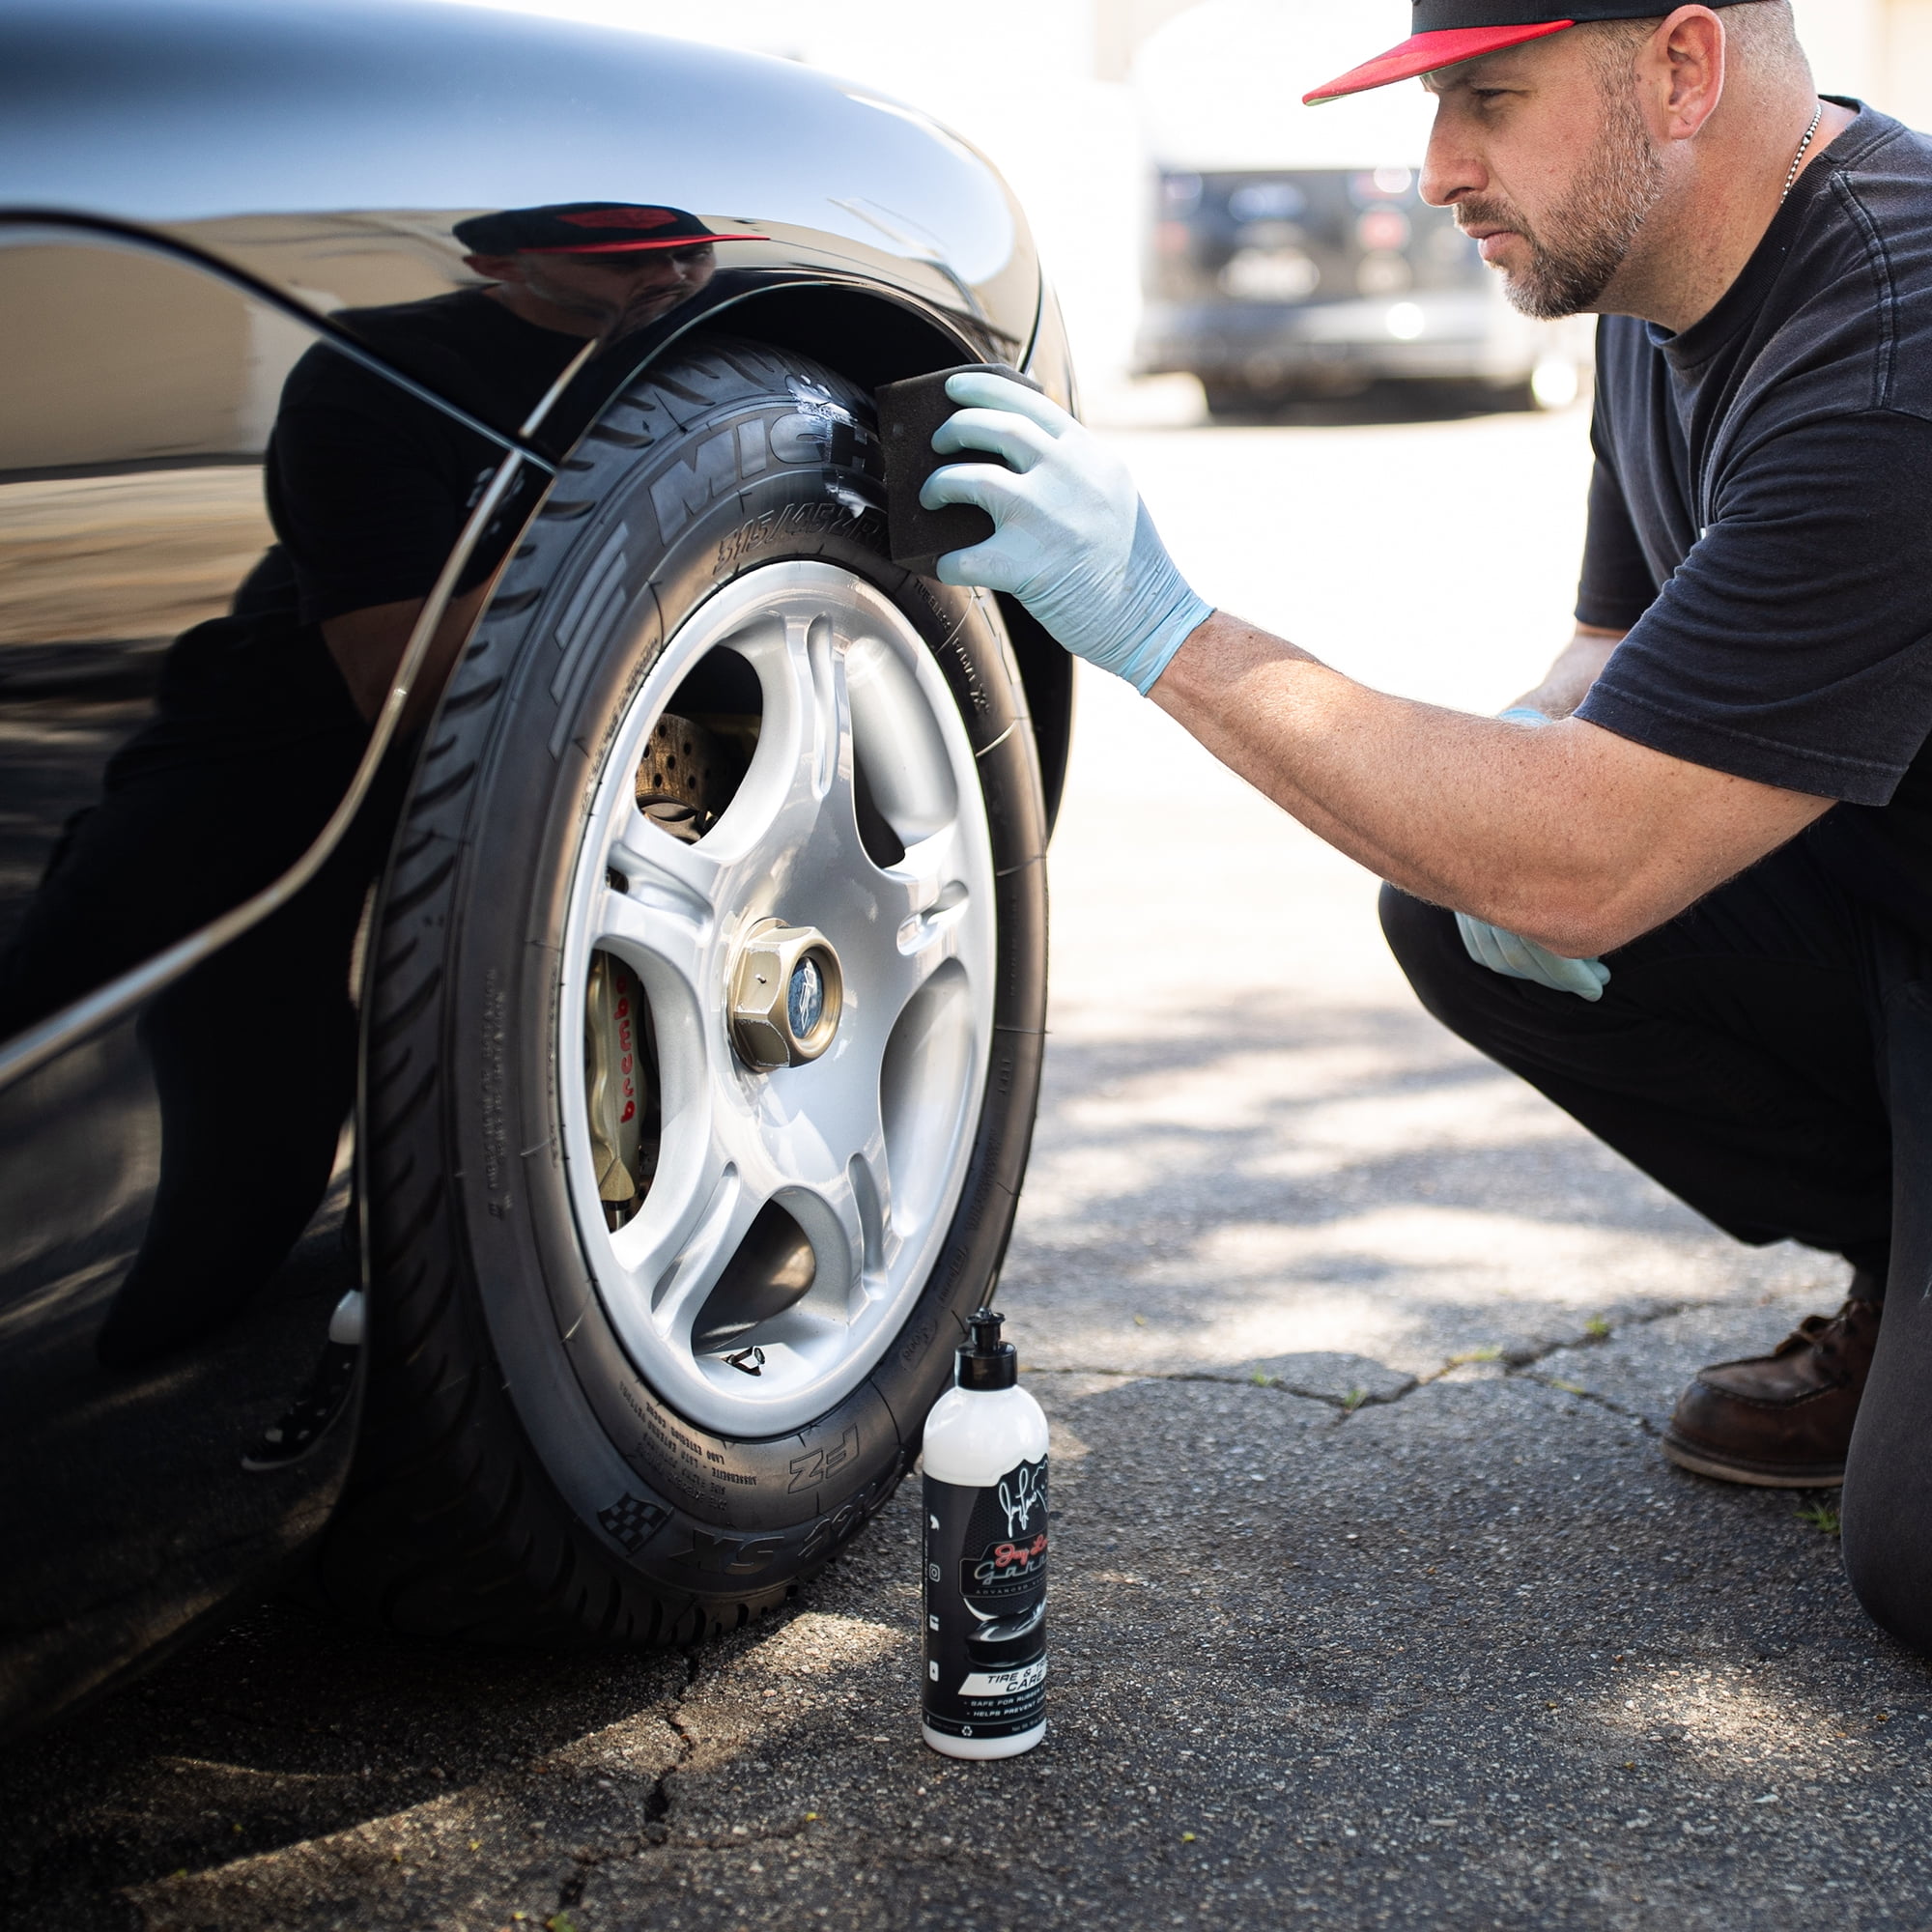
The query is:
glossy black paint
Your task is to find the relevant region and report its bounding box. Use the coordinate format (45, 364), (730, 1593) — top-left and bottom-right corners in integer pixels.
(0, 0), (1047, 369)
(0, 0), (1075, 1739)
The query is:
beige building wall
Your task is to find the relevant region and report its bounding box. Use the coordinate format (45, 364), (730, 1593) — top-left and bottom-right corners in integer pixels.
(1877, 0), (1932, 127)
(1094, 0), (1195, 82)
(1789, 0), (1932, 129)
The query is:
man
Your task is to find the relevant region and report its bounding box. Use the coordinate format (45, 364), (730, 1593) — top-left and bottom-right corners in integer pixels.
(921, 3), (1932, 1655)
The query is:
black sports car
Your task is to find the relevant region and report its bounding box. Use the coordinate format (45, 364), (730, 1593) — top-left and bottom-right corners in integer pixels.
(0, 0), (1073, 1738)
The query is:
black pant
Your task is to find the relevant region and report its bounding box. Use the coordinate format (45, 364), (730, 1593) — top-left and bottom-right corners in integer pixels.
(1380, 829), (1932, 1657)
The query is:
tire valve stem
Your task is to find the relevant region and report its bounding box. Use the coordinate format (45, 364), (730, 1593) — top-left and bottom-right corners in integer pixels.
(724, 1345), (766, 1376)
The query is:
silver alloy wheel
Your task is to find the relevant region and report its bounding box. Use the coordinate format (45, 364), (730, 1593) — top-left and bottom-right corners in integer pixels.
(557, 562), (997, 1436)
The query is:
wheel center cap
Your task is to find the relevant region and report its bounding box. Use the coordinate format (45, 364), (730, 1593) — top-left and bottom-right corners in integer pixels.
(787, 956), (826, 1038)
(729, 921), (843, 1070)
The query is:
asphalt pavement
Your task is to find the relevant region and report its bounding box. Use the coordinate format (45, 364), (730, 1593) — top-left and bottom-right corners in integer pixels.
(7, 399), (1930, 1932)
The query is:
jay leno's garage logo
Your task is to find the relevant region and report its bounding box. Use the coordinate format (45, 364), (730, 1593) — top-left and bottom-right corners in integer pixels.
(959, 1459), (1048, 1597)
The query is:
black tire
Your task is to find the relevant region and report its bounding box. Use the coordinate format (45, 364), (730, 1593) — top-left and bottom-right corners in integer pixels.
(308, 334), (1048, 1645)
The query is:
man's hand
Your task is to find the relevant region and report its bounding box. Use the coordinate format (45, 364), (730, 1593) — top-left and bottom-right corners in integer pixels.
(1455, 912), (1611, 999)
(921, 371), (1212, 695)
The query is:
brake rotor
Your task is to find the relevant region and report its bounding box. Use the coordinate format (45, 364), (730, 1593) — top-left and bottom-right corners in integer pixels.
(635, 710), (735, 844)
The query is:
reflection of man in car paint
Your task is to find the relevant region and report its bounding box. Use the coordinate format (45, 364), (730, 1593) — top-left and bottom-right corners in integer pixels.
(465, 208), (723, 338)
(313, 204), (755, 725)
(0, 205), (754, 1368)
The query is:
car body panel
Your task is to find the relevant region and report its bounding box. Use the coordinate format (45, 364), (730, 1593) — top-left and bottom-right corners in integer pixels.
(0, 234), (367, 1738)
(0, 0), (1038, 357)
(0, 0), (1073, 1740)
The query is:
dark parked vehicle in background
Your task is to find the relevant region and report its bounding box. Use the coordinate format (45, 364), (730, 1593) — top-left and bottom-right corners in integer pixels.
(0, 0), (1073, 1739)
(1137, 162), (1575, 412)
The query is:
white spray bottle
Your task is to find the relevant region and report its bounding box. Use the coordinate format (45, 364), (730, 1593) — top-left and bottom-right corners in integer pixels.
(921, 1306), (1049, 1759)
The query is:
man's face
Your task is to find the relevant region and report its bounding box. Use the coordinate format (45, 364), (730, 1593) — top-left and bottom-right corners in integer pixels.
(467, 243), (717, 334)
(1421, 33), (1666, 319)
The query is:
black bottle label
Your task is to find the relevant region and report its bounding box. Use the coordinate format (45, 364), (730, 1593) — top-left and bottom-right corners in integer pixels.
(923, 1455), (1048, 1741)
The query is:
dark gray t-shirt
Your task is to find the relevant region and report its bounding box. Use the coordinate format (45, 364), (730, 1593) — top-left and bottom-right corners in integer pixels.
(1576, 103), (1932, 939)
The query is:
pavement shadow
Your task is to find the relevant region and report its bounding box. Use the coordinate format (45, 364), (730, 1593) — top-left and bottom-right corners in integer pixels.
(0, 1601), (688, 1927)
(1009, 983), (1845, 1389)
(1033, 987), (1681, 1229)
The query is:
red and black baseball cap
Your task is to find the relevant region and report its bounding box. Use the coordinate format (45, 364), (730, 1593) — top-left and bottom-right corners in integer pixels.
(1304, 0), (1761, 105)
(453, 203), (767, 256)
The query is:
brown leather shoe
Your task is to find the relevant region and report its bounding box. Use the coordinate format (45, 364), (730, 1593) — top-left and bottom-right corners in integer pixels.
(1662, 1297), (1880, 1489)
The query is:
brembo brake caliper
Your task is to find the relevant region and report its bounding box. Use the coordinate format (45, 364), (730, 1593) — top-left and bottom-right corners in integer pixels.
(584, 713), (739, 1228)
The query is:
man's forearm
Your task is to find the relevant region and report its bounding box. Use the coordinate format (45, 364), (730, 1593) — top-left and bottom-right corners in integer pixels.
(1148, 612), (1585, 930)
(906, 376), (1827, 953)
(1149, 611), (1829, 956)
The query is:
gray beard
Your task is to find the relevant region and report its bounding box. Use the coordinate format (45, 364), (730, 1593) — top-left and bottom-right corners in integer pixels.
(1481, 94), (1666, 320)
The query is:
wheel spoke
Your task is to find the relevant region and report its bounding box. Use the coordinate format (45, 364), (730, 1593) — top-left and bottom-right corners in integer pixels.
(787, 611), (841, 808)
(846, 629), (960, 844)
(865, 820), (975, 1030)
(883, 820), (968, 944)
(775, 1052), (902, 1295)
(776, 1157), (873, 1318)
(606, 804), (721, 935)
(707, 611), (857, 872)
(598, 810), (725, 1000)
(614, 1140), (763, 1348)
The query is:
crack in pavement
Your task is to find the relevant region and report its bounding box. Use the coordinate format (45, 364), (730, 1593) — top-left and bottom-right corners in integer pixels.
(1024, 1295), (1746, 1422)
(135, 1639), (753, 1918)
(1517, 1371), (1662, 1435)
(1024, 1364), (1415, 1410)
(552, 1649), (709, 1916)
(641, 1645), (703, 1836)
(1485, 1293), (1797, 1437)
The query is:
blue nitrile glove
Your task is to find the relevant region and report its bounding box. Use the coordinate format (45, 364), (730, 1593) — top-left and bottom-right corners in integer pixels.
(1454, 707), (1611, 1003)
(921, 370), (1213, 696)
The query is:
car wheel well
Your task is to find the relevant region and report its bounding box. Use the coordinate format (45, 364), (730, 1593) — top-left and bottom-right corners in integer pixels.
(684, 282), (1073, 837)
(707, 281), (987, 393)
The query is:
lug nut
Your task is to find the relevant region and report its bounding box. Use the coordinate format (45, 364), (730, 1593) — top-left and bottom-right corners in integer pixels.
(729, 921), (842, 1070)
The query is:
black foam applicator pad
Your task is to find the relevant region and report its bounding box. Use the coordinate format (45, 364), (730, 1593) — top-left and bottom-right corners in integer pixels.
(876, 362), (1045, 577)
